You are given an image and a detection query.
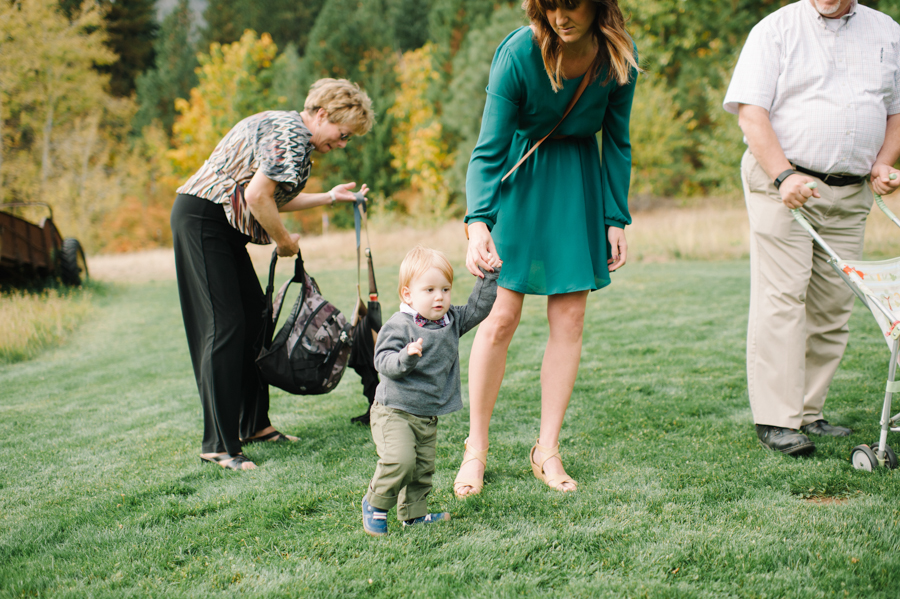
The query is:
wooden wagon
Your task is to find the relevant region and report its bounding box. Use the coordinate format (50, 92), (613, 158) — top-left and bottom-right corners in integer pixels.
(0, 202), (88, 286)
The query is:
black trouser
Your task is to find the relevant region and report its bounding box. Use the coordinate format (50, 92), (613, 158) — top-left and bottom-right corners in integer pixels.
(171, 194), (270, 455)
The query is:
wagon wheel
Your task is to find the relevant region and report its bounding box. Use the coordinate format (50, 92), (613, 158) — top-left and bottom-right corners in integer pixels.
(58, 238), (89, 286)
(850, 444), (879, 471)
(868, 441), (898, 470)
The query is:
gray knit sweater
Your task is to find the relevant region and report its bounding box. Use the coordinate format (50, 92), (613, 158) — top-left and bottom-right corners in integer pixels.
(373, 269), (499, 416)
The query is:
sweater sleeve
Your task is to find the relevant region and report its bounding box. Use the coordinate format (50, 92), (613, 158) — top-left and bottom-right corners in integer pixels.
(600, 57), (638, 229)
(455, 268), (500, 336)
(464, 41), (523, 231)
(372, 318), (420, 380)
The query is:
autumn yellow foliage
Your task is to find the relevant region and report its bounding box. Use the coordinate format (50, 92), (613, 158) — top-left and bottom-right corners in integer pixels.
(169, 31), (279, 178)
(0, 0), (136, 251)
(388, 44), (456, 221)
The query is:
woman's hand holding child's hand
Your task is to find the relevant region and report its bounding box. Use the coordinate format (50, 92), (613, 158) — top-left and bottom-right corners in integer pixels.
(407, 338), (424, 357)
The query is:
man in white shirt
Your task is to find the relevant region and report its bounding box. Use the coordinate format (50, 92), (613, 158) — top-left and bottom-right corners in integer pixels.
(724, 0), (900, 454)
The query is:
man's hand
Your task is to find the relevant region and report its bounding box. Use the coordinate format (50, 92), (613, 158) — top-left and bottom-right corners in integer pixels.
(276, 233), (301, 257)
(780, 174), (820, 209)
(407, 338), (423, 357)
(871, 164), (900, 196)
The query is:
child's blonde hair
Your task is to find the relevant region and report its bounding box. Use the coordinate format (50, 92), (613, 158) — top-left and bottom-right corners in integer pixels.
(398, 246), (454, 302)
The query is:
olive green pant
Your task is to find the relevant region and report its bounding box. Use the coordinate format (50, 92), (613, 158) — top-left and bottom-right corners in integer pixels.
(365, 402), (438, 521)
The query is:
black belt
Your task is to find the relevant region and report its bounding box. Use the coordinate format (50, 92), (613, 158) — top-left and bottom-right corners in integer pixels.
(792, 164), (866, 187)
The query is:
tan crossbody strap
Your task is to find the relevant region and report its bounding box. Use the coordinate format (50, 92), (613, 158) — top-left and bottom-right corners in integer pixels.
(500, 71), (592, 182)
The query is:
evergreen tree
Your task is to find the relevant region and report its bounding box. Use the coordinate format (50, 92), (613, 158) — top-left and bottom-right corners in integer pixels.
(133, 0), (198, 134)
(200, 0), (326, 55)
(302, 0), (400, 220)
(388, 0), (433, 53)
(100, 0), (158, 97)
(427, 0), (499, 67)
(57, 0), (157, 97)
(199, 0), (242, 49)
(270, 44), (308, 111)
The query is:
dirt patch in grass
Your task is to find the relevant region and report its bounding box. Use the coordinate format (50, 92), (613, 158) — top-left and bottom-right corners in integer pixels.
(804, 496), (851, 505)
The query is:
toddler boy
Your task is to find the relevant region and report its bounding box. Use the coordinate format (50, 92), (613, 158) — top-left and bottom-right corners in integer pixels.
(362, 245), (499, 535)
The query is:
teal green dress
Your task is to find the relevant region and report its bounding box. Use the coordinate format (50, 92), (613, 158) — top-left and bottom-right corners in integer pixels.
(465, 26), (637, 295)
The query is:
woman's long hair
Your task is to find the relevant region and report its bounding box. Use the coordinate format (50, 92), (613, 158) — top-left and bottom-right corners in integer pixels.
(523, 0), (639, 92)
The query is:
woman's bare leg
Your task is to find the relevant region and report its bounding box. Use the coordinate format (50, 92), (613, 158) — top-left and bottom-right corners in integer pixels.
(532, 290), (588, 491)
(454, 287), (524, 496)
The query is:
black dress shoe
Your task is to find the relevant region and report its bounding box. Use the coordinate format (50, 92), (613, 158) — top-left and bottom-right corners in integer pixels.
(800, 420), (852, 437)
(756, 425), (815, 455)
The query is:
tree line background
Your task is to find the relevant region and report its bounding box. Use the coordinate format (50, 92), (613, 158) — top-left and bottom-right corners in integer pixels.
(1, 0), (899, 253)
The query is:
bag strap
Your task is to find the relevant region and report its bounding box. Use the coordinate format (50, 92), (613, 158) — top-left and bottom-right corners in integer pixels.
(353, 193), (378, 301)
(266, 246), (308, 326)
(463, 67), (594, 239)
(500, 68), (592, 182)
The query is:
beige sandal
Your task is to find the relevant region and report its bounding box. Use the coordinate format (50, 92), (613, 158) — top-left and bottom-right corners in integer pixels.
(453, 437), (488, 498)
(530, 440), (577, 492)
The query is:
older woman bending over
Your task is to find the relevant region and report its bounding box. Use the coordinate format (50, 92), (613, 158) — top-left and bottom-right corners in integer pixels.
(171, 79), (374, 470)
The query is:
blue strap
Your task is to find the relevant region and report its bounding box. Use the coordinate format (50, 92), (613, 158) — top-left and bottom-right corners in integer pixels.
(353, 192), (367, 287)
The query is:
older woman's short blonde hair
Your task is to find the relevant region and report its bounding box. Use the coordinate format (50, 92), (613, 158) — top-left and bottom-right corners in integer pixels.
(304, 78), (375, 136)
(398, 246), (454, 303)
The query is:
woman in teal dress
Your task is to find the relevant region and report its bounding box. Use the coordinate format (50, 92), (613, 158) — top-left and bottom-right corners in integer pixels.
(453, 0), (638, 496)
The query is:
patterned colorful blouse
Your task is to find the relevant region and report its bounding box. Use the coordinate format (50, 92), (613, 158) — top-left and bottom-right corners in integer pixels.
(176, 111), (314, 244)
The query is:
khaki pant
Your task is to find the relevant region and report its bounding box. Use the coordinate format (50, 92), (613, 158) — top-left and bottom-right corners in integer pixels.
(742, 150), (873, 429)
(365, 402), (438, 521)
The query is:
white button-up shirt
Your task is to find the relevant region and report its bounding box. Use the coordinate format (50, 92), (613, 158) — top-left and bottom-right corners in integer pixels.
(724, 1), (900, 176)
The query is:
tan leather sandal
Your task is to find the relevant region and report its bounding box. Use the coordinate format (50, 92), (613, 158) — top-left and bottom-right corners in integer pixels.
(530, 440), (577, 492)
(453, 437), (488, 498)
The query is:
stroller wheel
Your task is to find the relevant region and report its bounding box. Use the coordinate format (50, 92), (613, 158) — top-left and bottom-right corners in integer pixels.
(868, 442), (898, 469)
(851, 444), (878, 471)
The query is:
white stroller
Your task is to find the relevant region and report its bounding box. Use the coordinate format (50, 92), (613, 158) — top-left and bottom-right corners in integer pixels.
(792, 177), (900, 471)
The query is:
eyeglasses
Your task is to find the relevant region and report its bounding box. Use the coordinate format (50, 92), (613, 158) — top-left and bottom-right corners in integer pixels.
(340, 131), (352, 141)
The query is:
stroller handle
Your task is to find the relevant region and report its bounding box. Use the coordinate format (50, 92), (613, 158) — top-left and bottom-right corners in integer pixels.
(789, 182), (842, 261)
(790, 182), (895, 261)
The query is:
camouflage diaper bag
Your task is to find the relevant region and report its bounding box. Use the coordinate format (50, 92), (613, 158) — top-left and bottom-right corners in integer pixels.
(256, 249), (352, 395)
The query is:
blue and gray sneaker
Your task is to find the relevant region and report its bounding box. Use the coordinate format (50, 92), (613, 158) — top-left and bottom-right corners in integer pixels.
(402, 512), (451, 527)
(362, 498), (388, 536)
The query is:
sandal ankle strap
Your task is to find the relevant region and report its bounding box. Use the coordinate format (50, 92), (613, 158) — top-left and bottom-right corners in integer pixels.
(460, 437), (488, 467)
(532, 440), (560, 469)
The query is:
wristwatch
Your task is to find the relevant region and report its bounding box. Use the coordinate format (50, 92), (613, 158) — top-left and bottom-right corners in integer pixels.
(774, 169), (799, 190)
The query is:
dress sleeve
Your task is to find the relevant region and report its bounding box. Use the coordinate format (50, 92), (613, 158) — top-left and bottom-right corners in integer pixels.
(465, 44), (523, 231)
(601, 61), (638, 229)
(256, 117), (308, 191)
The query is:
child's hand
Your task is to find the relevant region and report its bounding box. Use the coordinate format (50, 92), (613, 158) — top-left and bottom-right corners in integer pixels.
(480, 251), (502, 271)
(407, 338), (423, 357)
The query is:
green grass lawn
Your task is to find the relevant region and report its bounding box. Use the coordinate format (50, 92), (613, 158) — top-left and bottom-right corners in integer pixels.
(2, 261), (900, 598)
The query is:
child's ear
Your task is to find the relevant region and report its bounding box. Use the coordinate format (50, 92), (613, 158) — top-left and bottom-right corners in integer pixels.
(400, 286), (412, 304)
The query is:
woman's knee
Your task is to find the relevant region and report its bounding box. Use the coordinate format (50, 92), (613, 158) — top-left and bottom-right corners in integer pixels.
(481, 306), (521, 344)
(548, 294), (587, 330)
